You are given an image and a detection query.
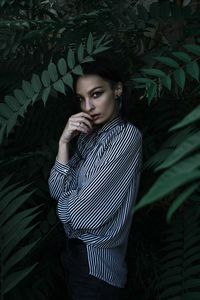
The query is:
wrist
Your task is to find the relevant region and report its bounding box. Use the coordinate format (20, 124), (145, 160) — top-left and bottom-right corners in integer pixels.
(59, 138), (70, 146)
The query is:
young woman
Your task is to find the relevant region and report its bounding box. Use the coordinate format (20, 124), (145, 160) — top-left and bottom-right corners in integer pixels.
(48, 58), (142, 300)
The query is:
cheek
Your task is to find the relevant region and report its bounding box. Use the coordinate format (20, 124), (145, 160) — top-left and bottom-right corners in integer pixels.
(100, 95), (115, 111)
(80, 102), (85, 111)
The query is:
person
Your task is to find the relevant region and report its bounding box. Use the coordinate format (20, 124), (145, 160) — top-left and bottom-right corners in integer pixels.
(48, 57), (142, 300)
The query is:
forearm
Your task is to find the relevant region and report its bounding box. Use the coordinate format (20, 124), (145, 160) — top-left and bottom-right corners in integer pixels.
(56, 140), (70, 164)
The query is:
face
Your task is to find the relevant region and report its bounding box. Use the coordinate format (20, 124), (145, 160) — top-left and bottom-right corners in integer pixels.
(75, 75), (123, 125)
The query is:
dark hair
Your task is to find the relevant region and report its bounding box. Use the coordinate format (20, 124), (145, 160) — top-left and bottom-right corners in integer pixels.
(73, 56), (130, 121)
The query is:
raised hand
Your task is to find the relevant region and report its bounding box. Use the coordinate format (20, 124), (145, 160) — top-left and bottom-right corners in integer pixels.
(59, 112), (93, 144)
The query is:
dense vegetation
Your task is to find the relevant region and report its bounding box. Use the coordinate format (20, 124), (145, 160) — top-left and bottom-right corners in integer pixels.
(0, 0), (200, 299)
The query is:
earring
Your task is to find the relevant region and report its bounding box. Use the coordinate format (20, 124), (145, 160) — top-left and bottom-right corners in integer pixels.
(116, 95), (122, 110)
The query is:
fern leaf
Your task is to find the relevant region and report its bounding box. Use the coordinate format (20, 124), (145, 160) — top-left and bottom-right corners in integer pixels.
(3, 241), (39, 276)
(170, 104), (200, 131)
(167, 184), (199, 222)
(156, 131), (200, 170)
(2, 264), (38, 295)
(173, 68), (185, 91)
(134, 155), (200, 211)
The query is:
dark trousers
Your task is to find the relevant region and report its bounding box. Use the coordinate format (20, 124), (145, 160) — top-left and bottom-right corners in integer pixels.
(61, 238), (121, 300)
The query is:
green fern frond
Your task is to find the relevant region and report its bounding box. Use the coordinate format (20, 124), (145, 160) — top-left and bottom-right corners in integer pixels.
(156, 131), (200, 171)
(132, 44), (200, 103)
(158, 204), (200, 299)
(0, 177), (41, 295)
(0, 32), (111, 144)
(134, 154), (200, 212)
(170, 104), (200, 132)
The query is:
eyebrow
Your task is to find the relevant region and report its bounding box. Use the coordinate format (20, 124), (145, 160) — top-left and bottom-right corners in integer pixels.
(76, 86), (103, 96)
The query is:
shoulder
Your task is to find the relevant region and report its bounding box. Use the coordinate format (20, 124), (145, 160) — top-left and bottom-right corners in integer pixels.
(120, 121), (142, 146)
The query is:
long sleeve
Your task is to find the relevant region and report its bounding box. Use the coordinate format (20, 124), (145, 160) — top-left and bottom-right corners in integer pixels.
(48, 139), (84, 200)
(56, 125), (142, 230)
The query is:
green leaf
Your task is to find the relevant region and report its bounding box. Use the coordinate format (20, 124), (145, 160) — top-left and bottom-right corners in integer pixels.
(134, 157), (200, 212)
(3, 207), (41, 235)
(78, 43), (84, 62)
(13, 89), (27, 105)
(167, 184), (199, 223)
(31, 74), (42, 93)
(142, 68), (166, 77)
(72, 65), (83, 75)
(184, 44), (200, 56)
(6, 114), (17, 135)
(48, 63), (58, 82)
(186, 61), (199, 81)
(154, 56), (179, 68)
(57, 58), (67, 75)
(160, 285), (181, 298)
(67, 48), (75, 69)
(87, 32), (94, 54)
(161, 75), (171, 90)
(2, 264), (38, 295)
(170, 104), (200, 131)
(186, 278), (200, 289)
(5, 96), (20, 111)
(0, 176), (13, 191)
(62, 73), (73, 89)
(3, 240), (39, 275)
(53, 80), (66, 95)
(41, 70), (50, 87)
(0, 115), (6, 124)
(174, 68), (185, 90)
(92, 46), (110, 55)
(0, 103), (13, 119)
(81, 56), (95, 63)
(0, 191), (35, 226)
(3, 223), (38, 259)
(22, 80), (35, 98)
(96, 33), (107, 48)
(172, 51), (192, 63)
(147, 82), (156, 104)
(156, 131), (200, 170)
(0, 124), (6, 143)
(42, 87), (51, 104)
(132, 78), (154, 84)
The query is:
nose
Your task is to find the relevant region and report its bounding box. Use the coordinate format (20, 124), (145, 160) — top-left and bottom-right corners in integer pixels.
(84, 98), (94, 112)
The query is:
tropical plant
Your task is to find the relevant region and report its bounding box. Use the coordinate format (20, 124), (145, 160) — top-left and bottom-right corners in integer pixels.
(1, 0), (200, 299)
(0, 176), (40, 298)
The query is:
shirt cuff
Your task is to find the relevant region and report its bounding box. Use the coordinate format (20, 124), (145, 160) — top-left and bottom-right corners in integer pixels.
(54, 160), (70, 175)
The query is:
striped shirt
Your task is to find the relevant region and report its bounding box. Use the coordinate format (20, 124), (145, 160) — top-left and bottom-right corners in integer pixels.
(48, 117), (142, 288)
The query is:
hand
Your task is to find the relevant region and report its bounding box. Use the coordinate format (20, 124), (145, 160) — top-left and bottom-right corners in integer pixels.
(59, 112), (93, 144)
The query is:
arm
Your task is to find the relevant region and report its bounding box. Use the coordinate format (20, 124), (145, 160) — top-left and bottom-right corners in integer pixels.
(48, 112), (93, 199)
(48, 148), (82, 200)
(57, 125), (142, 230)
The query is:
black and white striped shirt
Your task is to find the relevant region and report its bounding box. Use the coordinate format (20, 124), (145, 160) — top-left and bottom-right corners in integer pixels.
(48, 117), (142, 287)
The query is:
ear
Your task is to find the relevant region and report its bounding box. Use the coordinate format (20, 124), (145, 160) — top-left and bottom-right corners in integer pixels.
(114, 81), (123, 98)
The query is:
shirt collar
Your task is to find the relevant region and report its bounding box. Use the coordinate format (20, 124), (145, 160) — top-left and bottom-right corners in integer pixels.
(92, 116), (123, 136)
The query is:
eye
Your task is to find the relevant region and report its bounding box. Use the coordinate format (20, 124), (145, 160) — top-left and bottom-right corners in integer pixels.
(92, 91), (103, 98)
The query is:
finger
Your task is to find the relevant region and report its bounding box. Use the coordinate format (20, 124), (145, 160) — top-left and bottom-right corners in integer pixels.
(70, 116), (93, 129)
(73, 112), (93, 120)
(70, 122), (90, 133)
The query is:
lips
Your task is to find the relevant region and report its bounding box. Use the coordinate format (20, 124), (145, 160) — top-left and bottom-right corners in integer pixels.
(91, 114), (100, 120)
